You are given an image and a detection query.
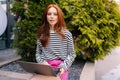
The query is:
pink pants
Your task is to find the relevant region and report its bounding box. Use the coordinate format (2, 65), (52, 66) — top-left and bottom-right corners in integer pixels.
(47, 60), (68, 80)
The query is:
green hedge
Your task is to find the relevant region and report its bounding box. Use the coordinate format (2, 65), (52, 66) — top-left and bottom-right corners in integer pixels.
(11, 0), (120, 62)
(58, 0), (120, 61)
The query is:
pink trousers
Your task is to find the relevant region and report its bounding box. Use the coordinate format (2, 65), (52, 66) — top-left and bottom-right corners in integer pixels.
(47, 60), (68, 80)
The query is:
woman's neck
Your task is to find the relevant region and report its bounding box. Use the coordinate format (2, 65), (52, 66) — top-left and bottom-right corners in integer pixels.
(50, 25), (54, 30)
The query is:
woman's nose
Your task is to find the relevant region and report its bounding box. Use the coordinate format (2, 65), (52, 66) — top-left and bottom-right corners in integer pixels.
(50, 14), (54, 18)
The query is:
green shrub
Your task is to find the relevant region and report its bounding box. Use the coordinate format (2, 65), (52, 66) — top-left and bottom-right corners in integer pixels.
(58, 0), (120, 61)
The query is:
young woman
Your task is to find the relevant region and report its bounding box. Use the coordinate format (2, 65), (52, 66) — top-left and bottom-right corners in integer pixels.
(36, 4), (76, 80)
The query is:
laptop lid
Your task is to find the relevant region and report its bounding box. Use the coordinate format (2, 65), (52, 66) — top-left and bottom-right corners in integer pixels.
(17, 61), (59, 76)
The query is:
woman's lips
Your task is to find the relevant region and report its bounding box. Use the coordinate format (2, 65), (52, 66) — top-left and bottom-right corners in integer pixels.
(50, 20), (54, 22)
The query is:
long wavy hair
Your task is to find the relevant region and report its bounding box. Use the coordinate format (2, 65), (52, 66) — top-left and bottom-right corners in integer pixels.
(37, 4), (67, 47)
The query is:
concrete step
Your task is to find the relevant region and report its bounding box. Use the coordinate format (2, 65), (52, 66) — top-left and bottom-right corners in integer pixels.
(0, 49), (21, 67)
(0, 76), (25, 80)
(0, 70), (32, 80)
(80, 61), (95, 80)
(0, 70), (60, 80)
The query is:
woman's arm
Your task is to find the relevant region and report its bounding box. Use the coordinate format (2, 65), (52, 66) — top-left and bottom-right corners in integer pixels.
(36, 40), (46, 63)
(59, 31), (76, 71)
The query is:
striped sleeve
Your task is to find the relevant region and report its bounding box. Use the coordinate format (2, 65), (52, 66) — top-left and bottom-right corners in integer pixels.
(59, 31), (76, 70)
(36, 40), (45, 63)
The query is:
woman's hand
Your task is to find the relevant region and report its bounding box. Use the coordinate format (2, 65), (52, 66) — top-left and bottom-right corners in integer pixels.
(59, 68), (65, 75)
(57, 68), (65, 78)
(41, 61), (50, 65)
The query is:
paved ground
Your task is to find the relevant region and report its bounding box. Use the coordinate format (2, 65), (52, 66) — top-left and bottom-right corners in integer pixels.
(95, 46), (120, 80)
(0, 49), (21, 66)
(0, 49), (22, 80)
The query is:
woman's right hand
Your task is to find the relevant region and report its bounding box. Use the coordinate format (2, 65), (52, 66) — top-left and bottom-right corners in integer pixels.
(41, 61), (50, 65)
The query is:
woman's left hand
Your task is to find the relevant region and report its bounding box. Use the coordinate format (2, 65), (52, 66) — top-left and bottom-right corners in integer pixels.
(59, 68), (65, 75)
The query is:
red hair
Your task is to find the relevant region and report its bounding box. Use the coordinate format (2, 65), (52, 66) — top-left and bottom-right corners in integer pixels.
(37, 4), (67, 47)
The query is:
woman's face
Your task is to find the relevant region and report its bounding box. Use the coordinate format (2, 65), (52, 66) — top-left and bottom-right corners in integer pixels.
(47, 7), (58, 29)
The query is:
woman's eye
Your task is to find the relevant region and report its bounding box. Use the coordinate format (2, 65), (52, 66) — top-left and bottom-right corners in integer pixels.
(47, 13), (51, 15)
(54, 13), (58, 16)
(47, 13), (58, 16)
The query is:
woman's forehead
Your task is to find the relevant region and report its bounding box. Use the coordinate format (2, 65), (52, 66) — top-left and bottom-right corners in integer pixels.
(48, 7), (57, 13)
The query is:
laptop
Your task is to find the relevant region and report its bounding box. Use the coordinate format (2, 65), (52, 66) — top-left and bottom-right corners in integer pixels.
(17, 61), (60, 76)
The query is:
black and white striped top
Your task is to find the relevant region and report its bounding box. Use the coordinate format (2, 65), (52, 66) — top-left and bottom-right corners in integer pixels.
(36, 30), (76, 70)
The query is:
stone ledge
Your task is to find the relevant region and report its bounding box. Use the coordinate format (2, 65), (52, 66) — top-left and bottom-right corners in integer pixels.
(0, 56), (21, 67)
(0, 70), (32, 80)
(0, 70), (60, 80)
(80, 61), (95, 80)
